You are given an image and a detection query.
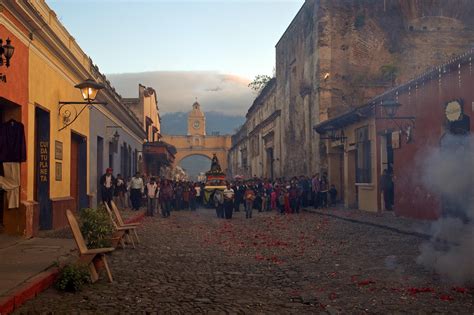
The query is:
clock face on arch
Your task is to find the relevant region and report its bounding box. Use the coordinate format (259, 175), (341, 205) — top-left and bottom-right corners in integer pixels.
(193, 120), (200, 129)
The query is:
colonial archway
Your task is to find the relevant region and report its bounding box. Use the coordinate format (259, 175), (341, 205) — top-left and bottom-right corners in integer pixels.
(161, 101), (232, 177)
(174, 149), (229, 173)
(179, 154), (212, 181)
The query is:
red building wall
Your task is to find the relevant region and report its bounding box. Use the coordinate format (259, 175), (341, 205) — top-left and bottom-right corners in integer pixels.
(1, 15), (30, 234)
(377, 55), (474, 220)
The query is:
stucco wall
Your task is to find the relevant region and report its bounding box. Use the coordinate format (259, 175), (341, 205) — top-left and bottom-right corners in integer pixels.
(28, 43), (90, 200)
(0, 23), (29, 202)
(376, 56), (474, 220)
(89, 108), (143, 207)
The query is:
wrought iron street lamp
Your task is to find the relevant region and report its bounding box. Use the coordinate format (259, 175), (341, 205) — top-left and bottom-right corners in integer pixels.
(75, 79), (104, 102)
(113, 130), (120, 142)
(376, 99), (416, 142)
(376, 99), (415, 122)
(58, 78), (107, 131)
(0, 38), (15, 67)
(380, 99), (401, 118)
(0, 37), (15, 83)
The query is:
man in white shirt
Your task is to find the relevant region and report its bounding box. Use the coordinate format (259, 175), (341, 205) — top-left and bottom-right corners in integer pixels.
(223, 183), (235, 219)
(146, 177), (158, 216)
(195, 184), (201, 206)
(130, 172), (144, 211)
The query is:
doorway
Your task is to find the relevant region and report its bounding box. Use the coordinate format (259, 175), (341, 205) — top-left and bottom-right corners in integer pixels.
(0, 99), (22, 231)
(35, 107), (51, 230)
(71, 133), (87, 212)
(345, 149), (357, 208)
(97, 136), (104, 205)
(380, 133), (395, 211)
(266, 147), (274, 180)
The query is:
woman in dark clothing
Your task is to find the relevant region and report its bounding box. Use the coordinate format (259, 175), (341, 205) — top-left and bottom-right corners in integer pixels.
(320, 176), (329, 208)
(289, 183), (299, 213)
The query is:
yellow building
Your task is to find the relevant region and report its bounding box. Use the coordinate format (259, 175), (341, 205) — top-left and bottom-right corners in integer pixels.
(1, 1), (109, 236)
(124, 84), (161, 143)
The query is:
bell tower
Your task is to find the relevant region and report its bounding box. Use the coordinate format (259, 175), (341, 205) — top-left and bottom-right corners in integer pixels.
(188, 100), (206, 136)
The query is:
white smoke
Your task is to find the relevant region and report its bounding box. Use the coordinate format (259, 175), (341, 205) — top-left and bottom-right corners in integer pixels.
(416, 133), (474, 285)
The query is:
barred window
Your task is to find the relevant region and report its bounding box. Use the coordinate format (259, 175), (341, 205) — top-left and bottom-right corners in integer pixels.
(241, 148), (248, 169)
(356, 126), (371, 183)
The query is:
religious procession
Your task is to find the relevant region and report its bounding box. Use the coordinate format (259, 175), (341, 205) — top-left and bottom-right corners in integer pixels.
(97, 154), (340, 221)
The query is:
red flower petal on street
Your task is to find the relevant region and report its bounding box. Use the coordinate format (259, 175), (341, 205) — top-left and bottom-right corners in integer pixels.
(328, 292), (338, 300)
(439, 294), (454, 301)
(452, 287), (468, 294)
(407, 287), (435, 295)
(255, 254), (265, 261)
(358, 280), (375, 286)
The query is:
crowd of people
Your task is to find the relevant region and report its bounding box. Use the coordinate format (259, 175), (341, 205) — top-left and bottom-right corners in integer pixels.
(99, 168), (338, 219)
(99, 168), (205, 217)
(213, 174), (338, 220)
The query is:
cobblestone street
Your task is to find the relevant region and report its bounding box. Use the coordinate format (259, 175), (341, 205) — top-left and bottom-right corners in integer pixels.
(16, 209), (473, 314)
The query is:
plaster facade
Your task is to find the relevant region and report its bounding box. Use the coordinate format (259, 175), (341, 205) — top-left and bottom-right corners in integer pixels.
(316, 49), (474, 220)
(0, 1), (148, 235)
(124, 84), (161, 143)
(228, 79), (282, 180)
(1, 1), (97, 235)
(88, 87), (145, 207)
(0, 13), (30, 235)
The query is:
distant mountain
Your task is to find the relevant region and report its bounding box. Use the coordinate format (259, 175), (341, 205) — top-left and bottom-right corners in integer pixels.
(161, 111), (245, 135)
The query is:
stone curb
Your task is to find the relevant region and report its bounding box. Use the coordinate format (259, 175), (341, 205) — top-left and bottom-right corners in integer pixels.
(303, 208), (431, 240)
(0, 268), (59, 315)
(0, 211), (145, 315)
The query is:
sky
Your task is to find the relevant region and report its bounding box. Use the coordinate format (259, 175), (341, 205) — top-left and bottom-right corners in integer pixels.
(48, 0), (304, 80)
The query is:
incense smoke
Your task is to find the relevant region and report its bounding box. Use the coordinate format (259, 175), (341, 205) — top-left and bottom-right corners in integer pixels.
(416, 134), (474, 285)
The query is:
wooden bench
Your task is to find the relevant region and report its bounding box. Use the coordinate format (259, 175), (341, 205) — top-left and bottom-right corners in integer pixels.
(105, 203), (137, 249)
(66, 209), (114, 283)
(111, 201), (140, 244)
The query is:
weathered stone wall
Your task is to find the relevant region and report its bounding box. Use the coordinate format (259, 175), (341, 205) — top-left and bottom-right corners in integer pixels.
(276, 0), (321, 177)
(275, 0), (474, 177)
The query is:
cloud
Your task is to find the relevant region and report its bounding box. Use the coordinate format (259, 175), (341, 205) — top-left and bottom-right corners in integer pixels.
(106, 71), (254, 115)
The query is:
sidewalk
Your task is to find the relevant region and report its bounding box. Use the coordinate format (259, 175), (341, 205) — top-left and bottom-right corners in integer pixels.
(0, 237), (76, 314)
(303, 206), (434, 240)
(0, 209), (145, 314)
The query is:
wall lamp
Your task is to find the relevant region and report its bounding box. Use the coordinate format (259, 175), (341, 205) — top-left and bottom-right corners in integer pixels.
(320, 129), (347, 142)
(0, 37), (15, 83)
(58, 79), (107, 131)
(106, 126), (122, 142)
(376, 99), (416, 142)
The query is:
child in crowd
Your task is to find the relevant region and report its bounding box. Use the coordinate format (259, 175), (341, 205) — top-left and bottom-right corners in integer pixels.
(244, 185), (256, 219)
(271, 189), (277, 211)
